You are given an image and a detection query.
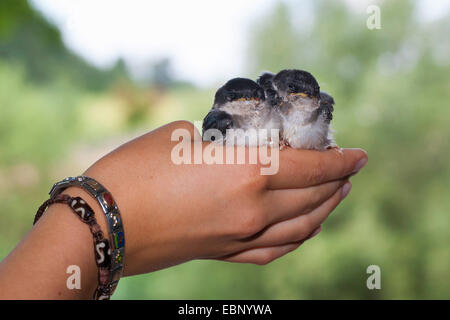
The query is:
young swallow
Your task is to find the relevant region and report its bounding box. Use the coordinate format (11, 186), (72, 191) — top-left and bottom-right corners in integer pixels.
(318, 91), (335, 124)
(202, 78), (282, 146)
(259, 69), (336, 150)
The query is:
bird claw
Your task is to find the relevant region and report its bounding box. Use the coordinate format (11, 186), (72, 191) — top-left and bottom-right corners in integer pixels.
(279, 140), (289, 150)
(326, 144), (343, 154)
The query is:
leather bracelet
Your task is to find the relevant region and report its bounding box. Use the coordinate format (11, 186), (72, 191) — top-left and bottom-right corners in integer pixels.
(49, 176), (125, 296)
(34, 194), (113, 300)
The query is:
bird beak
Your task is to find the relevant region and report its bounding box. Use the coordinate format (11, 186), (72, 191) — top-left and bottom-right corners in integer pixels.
(290, 93), (309, 98)
(236, 98), (260, 102)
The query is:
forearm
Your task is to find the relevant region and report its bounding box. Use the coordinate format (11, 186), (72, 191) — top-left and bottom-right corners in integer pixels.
(0, 187), (106, 299)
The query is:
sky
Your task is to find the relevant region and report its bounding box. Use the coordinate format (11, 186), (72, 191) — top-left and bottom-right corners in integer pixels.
(31, 0), (449, 87)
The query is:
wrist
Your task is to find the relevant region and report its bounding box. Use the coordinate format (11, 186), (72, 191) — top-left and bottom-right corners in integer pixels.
(0, 199), (98, 299)
(82, 166), (142, 276)
(57, 188), (119, 298)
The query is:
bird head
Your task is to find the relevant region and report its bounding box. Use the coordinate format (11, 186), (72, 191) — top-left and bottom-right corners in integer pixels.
(213, 78), (265, 106)
(202, 109), (233, 139)
(204, 78), (265, 140)
(273, 69), (320, 109)
(257, 71), (281, 107)
(319, 91), (335, 106)
(257, 72), (275, 90)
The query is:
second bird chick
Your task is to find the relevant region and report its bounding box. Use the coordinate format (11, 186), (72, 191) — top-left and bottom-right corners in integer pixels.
(202, 78), (282, 146)
(258, 69), (336, 150)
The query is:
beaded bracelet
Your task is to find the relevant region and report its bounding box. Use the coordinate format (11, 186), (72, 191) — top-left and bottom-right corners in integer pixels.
(34, 194), (113, 300)
(49, 176), (125, 295)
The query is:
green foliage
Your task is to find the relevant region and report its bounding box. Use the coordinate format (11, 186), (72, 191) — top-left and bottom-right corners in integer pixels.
(0, 60), (84, 248)
(0, 62), (76, 165)
(0, 0), (128, 90)
(247, 3), (301, 73)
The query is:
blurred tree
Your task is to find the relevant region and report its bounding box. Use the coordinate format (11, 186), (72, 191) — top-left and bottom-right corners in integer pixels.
(151, 57), (174, 89)
(247, 2), (301, 76)
(110, 58), (130, 82)
(139, 57), (194, 90)
(0, 0), (130, 91)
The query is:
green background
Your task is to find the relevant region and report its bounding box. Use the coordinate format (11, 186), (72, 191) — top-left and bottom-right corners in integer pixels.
(0, 0), (449, 299)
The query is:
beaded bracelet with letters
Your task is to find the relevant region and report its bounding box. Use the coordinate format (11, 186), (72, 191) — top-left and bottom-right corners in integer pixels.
(48, 176), (125, 296)
(34, 194), (113, 299)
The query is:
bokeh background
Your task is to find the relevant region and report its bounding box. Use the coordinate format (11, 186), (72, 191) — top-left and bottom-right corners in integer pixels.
(1, 0), (449, 299)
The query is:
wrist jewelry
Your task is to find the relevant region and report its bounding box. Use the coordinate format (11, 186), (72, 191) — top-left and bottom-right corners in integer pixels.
(34, 194), (113, 299)
(49, 176), (125, 297)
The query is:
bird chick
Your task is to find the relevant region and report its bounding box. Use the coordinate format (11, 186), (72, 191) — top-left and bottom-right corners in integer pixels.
(202, 78), (281, 146)
(260, 69), (335, 150)
(257, 71), (280, 107)
(318, 91), (335, 124)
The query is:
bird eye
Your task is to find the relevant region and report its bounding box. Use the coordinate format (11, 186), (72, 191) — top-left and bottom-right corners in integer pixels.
(288, 84), (296, 91)
(226, 93), (235, 101)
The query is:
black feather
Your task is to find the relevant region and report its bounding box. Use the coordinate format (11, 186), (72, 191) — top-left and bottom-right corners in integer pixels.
(213, 78), (265, 106)
(202, 110), (233, 138)
(318, 91), (335, 123)
(257, 71), (281, 107)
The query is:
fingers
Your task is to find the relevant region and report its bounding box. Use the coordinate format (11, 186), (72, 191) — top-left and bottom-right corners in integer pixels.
(242, 183), (350, 249)
(163, 120), (201, 139)
(220, 226), (323, 265)
(220, 242), (302, 265)
(263, 178), (347, 225)
(267, 148), (367, 189)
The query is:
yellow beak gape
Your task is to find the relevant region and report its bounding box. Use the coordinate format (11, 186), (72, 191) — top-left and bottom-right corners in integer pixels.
(236, 97), (260, 101)
(290, 92), (309, 97)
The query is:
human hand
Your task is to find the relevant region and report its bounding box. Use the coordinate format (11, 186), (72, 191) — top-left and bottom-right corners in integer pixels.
(83, 121), (368, 276)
